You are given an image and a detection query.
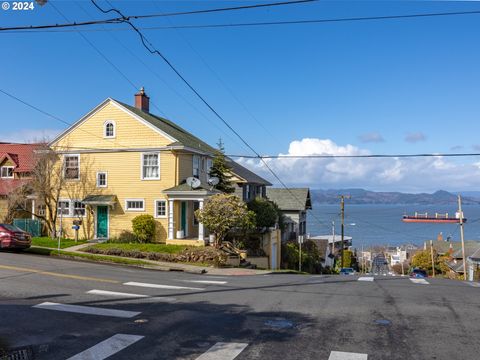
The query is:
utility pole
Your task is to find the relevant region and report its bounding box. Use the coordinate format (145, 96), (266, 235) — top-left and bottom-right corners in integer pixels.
(331, 221), (336, 268)
(58, 202), (64, 252)
(361, 243), (364, 274)
(339, 195), (351, 269)
(430, 240), (436, 278)
(458, 195), (467, 281)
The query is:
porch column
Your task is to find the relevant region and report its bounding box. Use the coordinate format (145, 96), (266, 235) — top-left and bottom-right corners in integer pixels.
(198, 200), (204, 241)
(168, 200), (174, 239)
(31, 199), (35, 220)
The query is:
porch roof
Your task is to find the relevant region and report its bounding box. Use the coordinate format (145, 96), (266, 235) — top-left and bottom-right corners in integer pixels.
(163, 183), (220, 197)
(82, 194), (117, 207)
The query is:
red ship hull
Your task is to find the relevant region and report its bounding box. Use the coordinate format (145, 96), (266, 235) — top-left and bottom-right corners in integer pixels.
(402, 216), (466, 223)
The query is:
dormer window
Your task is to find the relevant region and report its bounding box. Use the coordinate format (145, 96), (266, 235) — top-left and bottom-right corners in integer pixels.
(0, 166), (14, 178)
(104, 121), (115, 138)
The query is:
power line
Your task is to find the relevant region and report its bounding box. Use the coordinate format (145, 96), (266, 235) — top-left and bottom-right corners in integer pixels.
(150, 1), (281, 150)
(3, 9), (480, 33)
(50, 1), (170, 118)
(74, 1), (248, 153)
(225, 153), (480, 159)
(0, 0), (316, 32)
(90, 0), (325, 227)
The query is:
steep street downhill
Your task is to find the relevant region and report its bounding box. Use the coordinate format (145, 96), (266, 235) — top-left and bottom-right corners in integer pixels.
(1, 252), (479, 360)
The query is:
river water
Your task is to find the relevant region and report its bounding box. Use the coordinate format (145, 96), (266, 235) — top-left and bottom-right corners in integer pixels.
(306, 204), (480, 248)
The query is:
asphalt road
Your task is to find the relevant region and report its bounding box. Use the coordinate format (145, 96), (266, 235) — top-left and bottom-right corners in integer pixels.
(1, 251), (480, 360)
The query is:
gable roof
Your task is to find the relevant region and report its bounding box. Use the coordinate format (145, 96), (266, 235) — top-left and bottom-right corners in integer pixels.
(266, 188), (312, 211)
(115, 100), (218, 155)
(50, 97), (272, 185)
(228, 161), (271, 186)
(0, 143), (42, 172)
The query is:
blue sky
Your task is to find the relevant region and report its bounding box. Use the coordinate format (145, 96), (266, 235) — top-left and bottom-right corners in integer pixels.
(1, 1), (480, 191)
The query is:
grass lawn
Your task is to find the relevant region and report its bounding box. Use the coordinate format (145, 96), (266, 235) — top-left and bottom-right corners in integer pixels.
(25, 247), (153, 266)
(88, 242), (192, 254)
(31, 237), (87, 249)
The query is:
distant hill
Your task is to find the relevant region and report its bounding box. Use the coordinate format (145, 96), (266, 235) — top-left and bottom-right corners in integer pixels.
(310, 189), (480, 205)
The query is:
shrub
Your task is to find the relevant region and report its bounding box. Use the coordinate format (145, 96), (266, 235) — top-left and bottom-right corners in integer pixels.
(132, 215), (156, 243)
(247, 197), (279, 229)
(109, 230), (139, 243)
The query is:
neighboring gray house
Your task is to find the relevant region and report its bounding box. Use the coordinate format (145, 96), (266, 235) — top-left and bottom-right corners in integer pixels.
(229, 161), (272, 202)
(266, 188), (312, 241)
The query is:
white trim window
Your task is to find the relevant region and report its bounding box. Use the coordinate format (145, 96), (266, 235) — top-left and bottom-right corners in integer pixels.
(73, 201), (86, 217)
(104, 120), (116, 138)
(64, 154), (80, 180)
(0, 166), (14, 178)
(96, 172), (108, 188)
(193, 155), (200, 178)
(206, 158), (213, 175)
(154, 200), (167, 218)
(125, 199), (145, 211)
(57, 200), (71, 216)
(141, 153), (160, 180)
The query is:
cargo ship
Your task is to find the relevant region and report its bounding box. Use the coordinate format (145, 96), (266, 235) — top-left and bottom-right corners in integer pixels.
(402, 212), (466, 223)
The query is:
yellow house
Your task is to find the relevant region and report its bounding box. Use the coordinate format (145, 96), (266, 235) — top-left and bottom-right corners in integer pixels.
(49, 89), (270, 245)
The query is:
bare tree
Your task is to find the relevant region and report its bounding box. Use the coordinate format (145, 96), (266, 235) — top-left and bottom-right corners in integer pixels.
(64, 156), (100, 240)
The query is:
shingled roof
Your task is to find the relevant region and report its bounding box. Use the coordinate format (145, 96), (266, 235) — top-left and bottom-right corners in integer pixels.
(116, 100), (218, 155)
(117, 100), (271, 185)
(266, 188), (312, 211)
(0, 143), (42, 173)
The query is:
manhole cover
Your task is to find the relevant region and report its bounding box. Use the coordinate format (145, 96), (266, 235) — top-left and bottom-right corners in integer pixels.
(374, 319), (391, 325)
(134, 319), (149, 324)
(264, 319), (294, 329)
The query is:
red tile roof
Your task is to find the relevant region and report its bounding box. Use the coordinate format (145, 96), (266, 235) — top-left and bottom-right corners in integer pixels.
(0, 143), (43, 173)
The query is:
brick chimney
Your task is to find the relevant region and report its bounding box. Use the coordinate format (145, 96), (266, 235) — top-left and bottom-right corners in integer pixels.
(135, 87), (150, 113)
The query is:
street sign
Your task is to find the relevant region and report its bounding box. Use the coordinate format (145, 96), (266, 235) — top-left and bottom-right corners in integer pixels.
(72, 225), (80, 230)
(298, 235), (304, 244)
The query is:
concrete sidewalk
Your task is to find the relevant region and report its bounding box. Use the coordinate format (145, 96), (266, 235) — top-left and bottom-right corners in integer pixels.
(44, 243), (271, 276)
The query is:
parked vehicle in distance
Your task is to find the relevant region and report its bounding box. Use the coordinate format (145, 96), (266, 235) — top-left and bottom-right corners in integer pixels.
(409, 268), (428, 278)
(0, 224), (32, 250)
(340, 268), (355, 275)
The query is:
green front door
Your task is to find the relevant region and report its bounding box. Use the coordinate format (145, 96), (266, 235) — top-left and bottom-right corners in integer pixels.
(181, 202), (187, 235)
(97, 206), (108, 238)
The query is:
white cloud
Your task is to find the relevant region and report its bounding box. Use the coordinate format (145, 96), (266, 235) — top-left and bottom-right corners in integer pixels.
(358, 132), (385, 143)
(1, 129), (61, 143)
(237, 138), (480, 192)
(405, 132), (426, 143)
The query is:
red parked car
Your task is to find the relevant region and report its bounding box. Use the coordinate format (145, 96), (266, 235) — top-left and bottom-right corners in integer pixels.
(0, 224), (32, 250)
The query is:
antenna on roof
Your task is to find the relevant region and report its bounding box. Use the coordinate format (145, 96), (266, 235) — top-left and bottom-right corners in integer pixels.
(186, 177), (201, 189)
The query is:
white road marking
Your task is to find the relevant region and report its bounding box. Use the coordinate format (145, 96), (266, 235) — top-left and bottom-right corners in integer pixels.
(466, 282), (480, 287)
(67, 334), (144, 360)
(409, 278), (429, 285)
(86, 289), (176, 302)
(124, 281), (204, 291)
(328, 350), (368, 360)
(195, 342), (248, 360)
(33, 302), (140, 318)
(357, 277), (374, 282)
(87, 290), (149, 298)
(179, 280), (228, 285)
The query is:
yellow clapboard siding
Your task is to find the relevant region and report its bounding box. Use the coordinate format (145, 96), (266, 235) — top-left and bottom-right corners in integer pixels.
(49, 99), (211, 243)
(54, 101), (173, 150)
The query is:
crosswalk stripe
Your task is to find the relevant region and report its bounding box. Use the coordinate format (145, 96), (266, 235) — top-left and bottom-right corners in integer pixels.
(66, 334), (144, 360)
(409, 278), (429, 285)
(357, 277), (374, 282)
(86, 289), (176, 302)
(328, 351), (368, 360)
(124, 281), (204, 291)
(33, 302), (140, 318)
(195, 342), (248, 360)
(179, 280), (228, 285)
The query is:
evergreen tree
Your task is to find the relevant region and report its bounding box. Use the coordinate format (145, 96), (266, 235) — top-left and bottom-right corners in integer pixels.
(209, 139), (235, 194)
